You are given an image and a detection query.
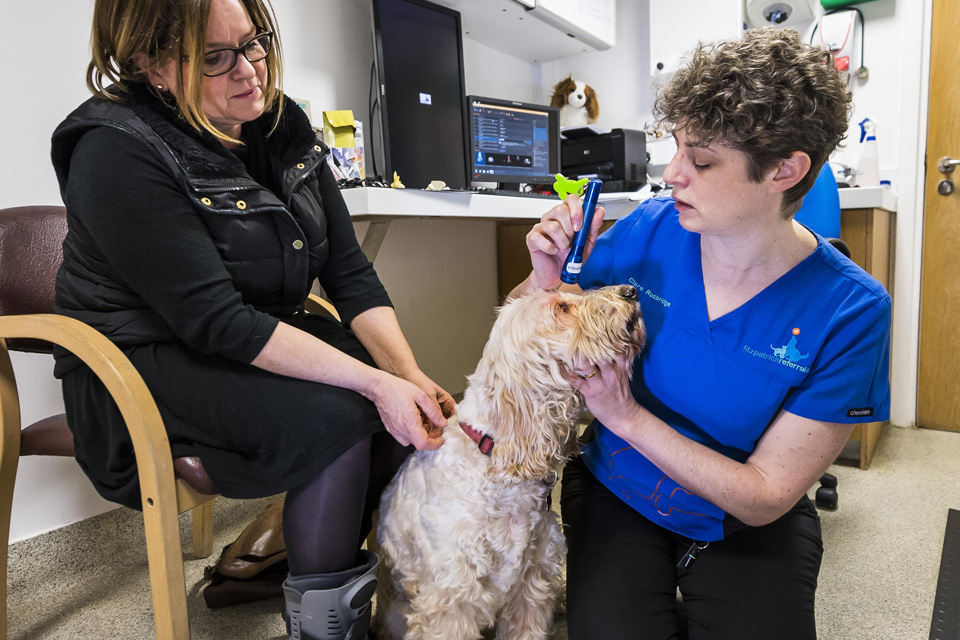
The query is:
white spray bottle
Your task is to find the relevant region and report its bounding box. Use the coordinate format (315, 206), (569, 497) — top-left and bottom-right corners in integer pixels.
(856, 118), (880, 188)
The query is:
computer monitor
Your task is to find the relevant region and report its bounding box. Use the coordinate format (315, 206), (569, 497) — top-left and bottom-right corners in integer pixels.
(371, 0), (469, 190)
(466, 96), (560, 189)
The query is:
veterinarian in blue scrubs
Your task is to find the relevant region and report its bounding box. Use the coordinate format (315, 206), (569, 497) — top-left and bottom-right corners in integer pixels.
(512, 29), (890, 640)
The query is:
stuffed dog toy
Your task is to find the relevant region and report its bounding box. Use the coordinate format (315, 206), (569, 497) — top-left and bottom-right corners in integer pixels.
(550, 75), (599, 128)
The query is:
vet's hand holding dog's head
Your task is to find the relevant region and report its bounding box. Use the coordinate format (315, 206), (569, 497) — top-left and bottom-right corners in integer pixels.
(524, 195), (606, 293)
(564, 354), (642, 432)
(554, 287), (648, 436)
(529, 285), (645, 433)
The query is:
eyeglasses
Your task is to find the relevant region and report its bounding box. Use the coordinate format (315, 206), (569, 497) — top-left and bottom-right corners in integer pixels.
(197, 32), (273, 77)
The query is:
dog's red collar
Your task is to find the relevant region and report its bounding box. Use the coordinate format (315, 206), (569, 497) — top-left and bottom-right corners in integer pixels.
(459, 422), (494, 456)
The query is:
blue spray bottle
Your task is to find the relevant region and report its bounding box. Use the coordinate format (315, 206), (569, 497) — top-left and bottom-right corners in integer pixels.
(856, 118), (880, 188)
(560, 178), (603, 284)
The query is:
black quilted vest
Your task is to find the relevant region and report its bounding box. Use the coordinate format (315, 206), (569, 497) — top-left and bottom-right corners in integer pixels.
(50, 86), (331, 348)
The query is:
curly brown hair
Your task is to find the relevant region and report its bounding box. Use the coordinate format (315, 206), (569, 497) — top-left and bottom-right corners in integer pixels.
(655, 28), (851, 216)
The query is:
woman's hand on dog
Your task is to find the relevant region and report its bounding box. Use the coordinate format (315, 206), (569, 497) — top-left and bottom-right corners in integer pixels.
(404, 369), (457, 421)
(369, 372), (448, 450)
(524, 194), (606, 292)
(406, 369), (456, 446)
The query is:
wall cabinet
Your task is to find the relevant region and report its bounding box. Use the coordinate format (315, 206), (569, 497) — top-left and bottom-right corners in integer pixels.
(432, 0), (616, 63)
(648, 0), (743, 77)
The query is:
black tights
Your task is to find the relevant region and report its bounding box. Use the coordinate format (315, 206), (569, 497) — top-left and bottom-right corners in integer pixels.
(282, 431), (412, 576)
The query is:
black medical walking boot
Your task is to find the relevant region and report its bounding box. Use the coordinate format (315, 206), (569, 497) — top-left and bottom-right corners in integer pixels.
(283, 550), (378, 640)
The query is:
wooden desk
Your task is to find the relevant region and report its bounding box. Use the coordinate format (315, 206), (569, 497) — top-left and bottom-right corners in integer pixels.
(837, 187), (896, 469)
(341, 187), (638, 262)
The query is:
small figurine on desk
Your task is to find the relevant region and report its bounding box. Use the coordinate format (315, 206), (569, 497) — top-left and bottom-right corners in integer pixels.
(391, 171), (405, 189)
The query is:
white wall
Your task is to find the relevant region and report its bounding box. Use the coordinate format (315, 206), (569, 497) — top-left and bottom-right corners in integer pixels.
(804, 2), (902, 184)
(3, 0), (537, 542)
(887, 0), (932, 429)
(3, 0), (97, 207)
(463, 38), (543, 103)
(3, 0), (118, 542)
(539, 0), (652, 132)
(820, 0), (932, 431)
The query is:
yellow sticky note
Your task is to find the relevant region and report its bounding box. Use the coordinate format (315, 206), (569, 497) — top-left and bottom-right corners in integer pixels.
(322, 110), (356, 149)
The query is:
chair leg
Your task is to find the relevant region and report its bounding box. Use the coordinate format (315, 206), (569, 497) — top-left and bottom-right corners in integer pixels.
(142, 497), (192, 640)
(0, 449), (19, 640)
(191, 500), (214, 559)
(1, 346), (24, 640)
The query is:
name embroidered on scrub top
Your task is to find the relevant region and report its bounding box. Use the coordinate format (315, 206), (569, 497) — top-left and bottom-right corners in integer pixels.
(627, 278), (672, 308)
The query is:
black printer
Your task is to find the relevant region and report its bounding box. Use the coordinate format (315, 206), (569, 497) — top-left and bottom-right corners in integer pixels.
(561, 128), (647, 192)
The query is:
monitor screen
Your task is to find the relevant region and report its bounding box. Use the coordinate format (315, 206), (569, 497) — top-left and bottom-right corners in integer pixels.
(372, 0), (469, 190)
(467, 96), (560, 187)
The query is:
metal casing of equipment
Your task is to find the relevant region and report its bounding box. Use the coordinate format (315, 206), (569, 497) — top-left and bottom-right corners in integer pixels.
(560, 128), (647, 193)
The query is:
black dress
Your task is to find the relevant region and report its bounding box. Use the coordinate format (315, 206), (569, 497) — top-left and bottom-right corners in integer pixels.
(54, 106), (391, 510)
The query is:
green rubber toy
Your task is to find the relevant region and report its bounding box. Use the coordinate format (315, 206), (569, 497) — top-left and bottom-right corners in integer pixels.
(553, 174), (589, 201)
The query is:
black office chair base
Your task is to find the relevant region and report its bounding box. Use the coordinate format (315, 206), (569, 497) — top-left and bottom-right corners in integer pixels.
(815, 472), (839, 511)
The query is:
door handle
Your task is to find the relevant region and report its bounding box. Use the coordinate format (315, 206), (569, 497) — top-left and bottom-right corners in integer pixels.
(939, 157), (960, 174)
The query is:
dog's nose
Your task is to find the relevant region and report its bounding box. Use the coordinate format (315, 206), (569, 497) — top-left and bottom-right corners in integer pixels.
(619, 285), (638, 300)
(576, 93), (583, 100)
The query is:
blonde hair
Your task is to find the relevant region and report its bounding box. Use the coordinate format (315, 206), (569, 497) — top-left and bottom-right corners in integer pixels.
(87, 0), (285, 144)
(655, 28), (851, 217)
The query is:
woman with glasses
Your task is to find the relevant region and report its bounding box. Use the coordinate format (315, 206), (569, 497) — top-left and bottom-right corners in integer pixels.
(51, 1), (454, 636)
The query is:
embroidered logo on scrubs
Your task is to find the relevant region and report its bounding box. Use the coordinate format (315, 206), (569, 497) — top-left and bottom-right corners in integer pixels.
(771, 328), (809, 363)
(742, 328), (811, 372)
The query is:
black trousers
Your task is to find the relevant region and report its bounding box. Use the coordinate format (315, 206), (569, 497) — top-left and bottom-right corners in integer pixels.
(560, 456), (823, 640)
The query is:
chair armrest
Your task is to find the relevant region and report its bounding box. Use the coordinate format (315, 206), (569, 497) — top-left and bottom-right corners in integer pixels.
(0, 315), (178, 512)
(0, 312), (200, 638)
(305, 293), (341, 321)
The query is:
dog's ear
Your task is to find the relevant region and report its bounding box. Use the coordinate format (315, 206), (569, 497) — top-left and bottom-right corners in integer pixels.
(466, 294), (583, 481)
(584, 84), (599, 122)
(490, 371), (581, 481)
(550, 75), (575, 109)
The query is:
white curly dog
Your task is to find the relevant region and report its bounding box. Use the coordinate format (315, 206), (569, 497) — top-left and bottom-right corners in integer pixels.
(374, 285), (645, 640)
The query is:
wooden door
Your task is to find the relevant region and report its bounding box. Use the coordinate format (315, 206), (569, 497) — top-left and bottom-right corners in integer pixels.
(918, 0), (960, 431)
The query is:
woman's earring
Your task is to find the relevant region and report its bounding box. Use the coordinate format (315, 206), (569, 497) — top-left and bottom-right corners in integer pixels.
(156, 83), (164, 91)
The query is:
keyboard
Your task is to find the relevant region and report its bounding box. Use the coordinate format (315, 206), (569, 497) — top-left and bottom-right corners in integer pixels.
(472, 188), (556, 199)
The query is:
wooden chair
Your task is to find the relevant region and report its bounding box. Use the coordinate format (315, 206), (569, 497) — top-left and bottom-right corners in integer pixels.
(0, 205), (338, 639)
